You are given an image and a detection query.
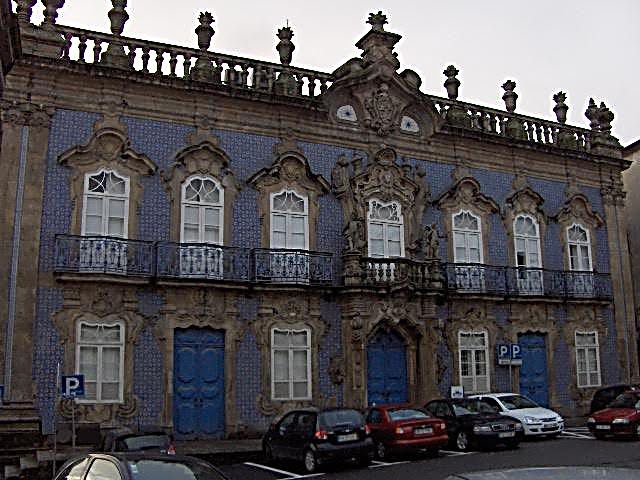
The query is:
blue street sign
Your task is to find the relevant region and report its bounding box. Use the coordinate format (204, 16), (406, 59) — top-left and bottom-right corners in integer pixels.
(510, 343), (523, 366)
(61, 375), (85, 397)
(497, 344), (522, 365)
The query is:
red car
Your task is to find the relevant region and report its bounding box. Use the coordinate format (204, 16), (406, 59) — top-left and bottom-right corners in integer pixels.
(365, 405), (448, 460)
(587, 390), (640, 439)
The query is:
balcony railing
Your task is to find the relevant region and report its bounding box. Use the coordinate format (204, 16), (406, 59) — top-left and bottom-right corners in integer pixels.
(54, 234), (154, 277)
(444, 263), (612, 300)
(354, 257), (443, 289)
(156, 242), (251, 281)
(252, 248), (333, 286)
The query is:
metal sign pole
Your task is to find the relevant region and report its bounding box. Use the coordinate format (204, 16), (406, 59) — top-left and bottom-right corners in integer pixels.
(53, 362), (59, 480)
(509, 362), (513, 391)
(71, 396), (76, 452)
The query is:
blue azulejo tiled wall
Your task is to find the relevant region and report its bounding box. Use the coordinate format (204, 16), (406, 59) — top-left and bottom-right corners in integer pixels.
(33, 287), (64, 434)
(319, 299), (343, 405)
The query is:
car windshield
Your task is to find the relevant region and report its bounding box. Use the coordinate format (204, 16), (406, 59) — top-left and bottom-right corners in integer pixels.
(608, 393), (640, 409)
(319, 409), (364, 428)
(126, 459), (224, 480)
(499, 395), (539, 410)
(122, 435), (169, 451)
(388, 409), (429, 421)
(453, 400), (497, 416)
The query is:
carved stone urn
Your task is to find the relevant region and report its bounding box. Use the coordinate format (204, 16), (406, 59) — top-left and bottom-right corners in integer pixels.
(553, 91), (568, 124)
(443, 65), (460, 100)
(195, 11), (215, 50)
(276, 26), (295, 66)
(502, 80), (518, 113)
(191, 12), (216, 83)
(41, 0), (65, 30)
(15, 0), (38, 25)
(100, 0), (130, 69)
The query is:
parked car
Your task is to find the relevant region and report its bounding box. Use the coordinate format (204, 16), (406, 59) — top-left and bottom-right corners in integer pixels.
(444, 466), (640, 479)
(364, 404), (448, 459)
(262, 407), (374, 473)
(469, 393), (564, 437)
(54, 453), (227, 480)
(99, 427), (176, 454)
(590, 384), (639, 414)
(587, 390), (640, 439)
(424, 398), (522, 451)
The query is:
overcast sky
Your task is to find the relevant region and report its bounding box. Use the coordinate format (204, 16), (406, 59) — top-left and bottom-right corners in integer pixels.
(29, 0), (639, 146)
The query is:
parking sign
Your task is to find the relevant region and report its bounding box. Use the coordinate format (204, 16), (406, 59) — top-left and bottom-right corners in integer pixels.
(61, 375), (85, 397)
(510, 344), (523, 366)
(497, 344), (511, 365)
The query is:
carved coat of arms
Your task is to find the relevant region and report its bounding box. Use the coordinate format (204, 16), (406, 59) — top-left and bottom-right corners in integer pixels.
(365, 84), (398, 136)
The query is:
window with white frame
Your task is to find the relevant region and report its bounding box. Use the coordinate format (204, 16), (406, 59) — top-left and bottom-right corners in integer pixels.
(459, 331), (489, 393)
(76, 321), (124, 402)
(82, 170), (129, 238)
(567, 224), (592, 272)
(575, 331), (601, 388)
(367, 199), (404, 258)
(514, 214), (543, 294)
(271, 328), (312, 400)
(270, 190), (308, 250)
(453, 210), (483, 263)
(181, 176), (224, 244)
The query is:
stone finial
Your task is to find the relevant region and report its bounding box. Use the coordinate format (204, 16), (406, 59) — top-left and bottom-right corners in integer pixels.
(367, 11), (388, 31)
(553, 91), (568, 124)
(443, 65), (460, 100)
(15, 0), (37, 25)
(41, 0), (64, 30)
(596, 101), (614, 135)
(501, 80), (518, 112)
(585, 98), (599, 130)
(195, 11), (215, 51)
(276, 26), (295, 66)
(107, 0), (128, 36)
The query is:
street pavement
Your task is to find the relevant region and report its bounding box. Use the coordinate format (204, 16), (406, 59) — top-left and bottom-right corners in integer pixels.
(217, 428), (640, 480)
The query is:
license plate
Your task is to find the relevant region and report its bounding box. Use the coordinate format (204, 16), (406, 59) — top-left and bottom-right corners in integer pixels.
(596, 425), (611, 430)
(544, 423), (557, 428)
(499, 432), (515, 438)
(414, 427), (433, 435)
(337, 433), (358, 442)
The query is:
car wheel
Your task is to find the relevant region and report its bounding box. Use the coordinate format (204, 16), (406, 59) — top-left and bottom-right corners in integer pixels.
(303, 449), (317, 474)
(375, 441), (388, 460)
(263, 443), (274, 463)
(456, 431), (471, 451)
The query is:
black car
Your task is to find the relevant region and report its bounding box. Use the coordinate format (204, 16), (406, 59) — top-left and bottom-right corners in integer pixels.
(262, 407), (374, 473)
(54, 453), (227, 480)
(99, 427), (176, 454)
(425, 398), (523, 451)
(590, 384), (640, 414)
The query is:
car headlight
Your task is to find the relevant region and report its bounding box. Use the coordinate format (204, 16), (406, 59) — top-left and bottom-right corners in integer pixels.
(612, 418), (630, 424)
(587, 417), (595, 424)
(473, 425), (492, 433)
(523, 416), (541, 425)
(556, 416), (564, 423)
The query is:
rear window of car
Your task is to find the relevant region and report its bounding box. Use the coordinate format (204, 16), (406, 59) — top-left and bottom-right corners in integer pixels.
(127, 459), (224, 480)
(388, 409), (429, 421)
(121, 434), (169, 451)
(609, 393), (640, 409)
(319, 409), (364, 428)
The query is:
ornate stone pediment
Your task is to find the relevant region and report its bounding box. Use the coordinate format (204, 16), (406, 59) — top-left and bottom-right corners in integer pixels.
(58, 113), (156, 176)
(438, 177), (499, 215)
(505, 176), (545, 221)
(324, 12), (440, 138)
(555, 194), (604, 229)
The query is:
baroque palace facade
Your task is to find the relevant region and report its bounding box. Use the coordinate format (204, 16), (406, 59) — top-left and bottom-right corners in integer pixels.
(0, 1), (637, 448)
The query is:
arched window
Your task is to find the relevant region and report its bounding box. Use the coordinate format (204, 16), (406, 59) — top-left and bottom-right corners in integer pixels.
(367, 199), (404, 258)
(82, 170), (129, 238)
(181, 176), (224, 244)
(514, 214), (543, 294)
(270, 189), (308, 250)
(453, 210), (483, 263)
(76, 320), (124, 403)
(567, 224), (592, 272)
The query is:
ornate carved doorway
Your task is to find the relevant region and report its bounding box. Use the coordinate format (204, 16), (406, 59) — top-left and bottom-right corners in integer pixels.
(173, 327), (225, 439)
(366, 329), (408, 405)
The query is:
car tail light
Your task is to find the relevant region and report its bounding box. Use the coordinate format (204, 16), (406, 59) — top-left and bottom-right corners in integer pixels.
(364, 425), (371, 435)
(395, 426), (411, 435)
(438, 423), (446, 431)
(167, 443), (176, 455)
(315, 430), (328, 440)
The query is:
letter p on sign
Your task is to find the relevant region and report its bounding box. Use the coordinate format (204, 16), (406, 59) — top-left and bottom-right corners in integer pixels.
(61, 375), (85, 397)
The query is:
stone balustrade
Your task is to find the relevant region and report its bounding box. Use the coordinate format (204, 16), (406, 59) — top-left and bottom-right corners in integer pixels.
(55, 24), (332, 98)
(430, 95), (592, 152)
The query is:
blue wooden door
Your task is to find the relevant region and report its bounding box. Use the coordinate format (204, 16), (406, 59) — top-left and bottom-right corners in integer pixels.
(518, 333), (549, 407)
(367, 330), (408, 405)
(173, 328), (225, 439)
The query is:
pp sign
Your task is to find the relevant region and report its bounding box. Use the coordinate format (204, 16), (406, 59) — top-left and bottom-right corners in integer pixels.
(497, 344), (522, 366)
(61, 375), (85, 397)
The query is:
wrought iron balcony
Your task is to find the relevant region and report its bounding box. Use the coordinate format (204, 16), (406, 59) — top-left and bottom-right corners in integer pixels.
(54, 234), (154, 277)
(444, 263), (612, 300)
(252, 248), (334, 286)
(343, 256), (444, 290)
(156, 242), (251, 281)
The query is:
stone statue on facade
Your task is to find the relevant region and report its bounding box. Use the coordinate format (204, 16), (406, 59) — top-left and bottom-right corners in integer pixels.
(344, 210), (366, 253)
(422, 223), (439, 259)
